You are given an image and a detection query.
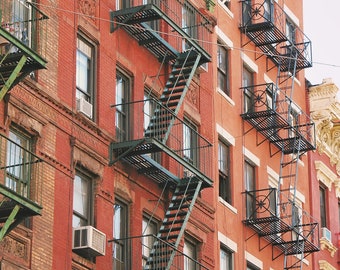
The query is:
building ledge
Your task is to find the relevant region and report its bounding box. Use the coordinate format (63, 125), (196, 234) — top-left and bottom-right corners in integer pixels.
(319, 259), (337, 270)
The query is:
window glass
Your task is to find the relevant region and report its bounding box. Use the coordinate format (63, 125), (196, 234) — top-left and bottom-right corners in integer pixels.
(319, 186), (327, 228)
(184, 239), (197, 270)
(219, 140), (231, 203)
(142, 216), (158, 266)
(217, 42), (230, 95)
(76, 37), (94, 104)
(113, 200), (128, 270)
(244, 160), (256, 218)
(183, 119), (198, 167)
(182, 2), (197, 50)
(220, 246), (233, 270)
(72, 172), (91, 227)
(6, 128), (31, 197)
(116, 71), (130, 142)
(242, 66), (254, 113)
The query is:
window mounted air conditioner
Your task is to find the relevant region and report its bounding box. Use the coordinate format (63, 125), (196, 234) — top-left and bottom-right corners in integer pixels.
(196, 62), (208, 74)
(76, 98), (93, 118)
(321, 227), (332, 243)
(72, 226), (106, 257)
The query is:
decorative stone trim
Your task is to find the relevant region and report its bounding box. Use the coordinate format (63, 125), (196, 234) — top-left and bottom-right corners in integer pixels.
(320, 238), (338, 257)
(310, 79), (340, 176)
(315, 160), (337, 190)
(335, 178), (340, 198)
(319, 259), (337, 270)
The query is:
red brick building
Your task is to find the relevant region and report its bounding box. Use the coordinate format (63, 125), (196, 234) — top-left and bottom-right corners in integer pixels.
(0, 0), (321, 270)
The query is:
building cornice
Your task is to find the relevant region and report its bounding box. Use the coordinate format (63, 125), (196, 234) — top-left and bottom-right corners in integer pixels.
(310, 80), (340, 176)
(319, 259), (337, 270)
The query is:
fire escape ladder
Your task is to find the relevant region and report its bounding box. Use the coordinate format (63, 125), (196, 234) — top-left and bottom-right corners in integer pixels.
(145, 177), (203, 270)
(145, 49), (201, 144)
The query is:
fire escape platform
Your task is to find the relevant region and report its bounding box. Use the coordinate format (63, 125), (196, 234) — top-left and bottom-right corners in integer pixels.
(241, 109), (315, 154)
(109, 138), (213, 189)
(110, 3), (211, 64)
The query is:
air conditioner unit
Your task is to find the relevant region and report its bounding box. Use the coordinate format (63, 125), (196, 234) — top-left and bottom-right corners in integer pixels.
(76, 98), (93, 118)
(72, 226), (106, 257)
(321, 227), (332, 242)
(196, 62), (208, 74)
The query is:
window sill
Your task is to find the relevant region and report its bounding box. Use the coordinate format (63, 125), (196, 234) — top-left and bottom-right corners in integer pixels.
(219, 197), (237, 214)
(218, 2), (234, 19)
(217, 88), (235, 106)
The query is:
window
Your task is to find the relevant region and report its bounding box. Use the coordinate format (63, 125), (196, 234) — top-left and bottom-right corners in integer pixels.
(217, 42), (230, 95)
(263, 0), (274, 22)
(116, 0), (130, 9)
(184, 238), (197, 270)
(116, 71), (130, 142)
(5, 128), (32, 197)
(183, 119), (198, 168)
(319, 186), (327, 228)
(288, 107), (300, 137)
(142, 0), (160, 30)
(72, 171), (92, 227)
(219, 140), (231, 204)
(285, 18), (297, 57)
(76, 36), (95, 118)
(219, 0), (230, 9)
(220, 246), (233, 270)
(113, 200), (129, 270)
(246, 262), (259, 270)
(244, 160), (256, 219)
(142, 216), (158, 266)
(182, 2), (197, 51)
(242, 0), (252, 26)
(242, 66), (254, 113)
(144, 91), (156, 133)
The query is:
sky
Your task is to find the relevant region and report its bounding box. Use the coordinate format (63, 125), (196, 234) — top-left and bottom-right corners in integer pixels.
(303, 0), (340, 87)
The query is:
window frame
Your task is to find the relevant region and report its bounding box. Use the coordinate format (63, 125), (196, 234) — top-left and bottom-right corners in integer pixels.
(217, 41), (230, 95)
(113, 199), (129, 270)
(319, 185), (327, 228)
(5, 127), (33, 198)
(183, 118), (198, 168)
(115, 70), (131, 142)
(220, 245), (233, 270)
(218, 139), (231, 204)
(184, 237), (197, 270)
(76, 35), (96, 115)
(242, 66), (254, 113)
(72, 169), (93, 228)
(244, 160), (256, 219)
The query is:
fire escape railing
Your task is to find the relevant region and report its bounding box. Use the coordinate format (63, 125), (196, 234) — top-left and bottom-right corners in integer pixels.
(243, 188), (319, 259)
(0, 132), (43, 240)
(110, 98), (213, 187)
(239, 0), (312, 72)
(240, 83), (315, 155)
(109, 234), (209, 270)
(0, 0), (48, 99)
(110, 0), (214, 63)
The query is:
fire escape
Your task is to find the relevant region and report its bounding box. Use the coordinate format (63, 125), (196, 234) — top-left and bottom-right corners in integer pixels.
(109, 1), (213, 269)
(0, 1), (48, 240)
(239, 1), (319, 269)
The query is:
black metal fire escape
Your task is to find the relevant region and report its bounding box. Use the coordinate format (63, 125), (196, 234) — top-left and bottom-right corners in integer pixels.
(0, 1), (47, 241)
(109, 1), (214, 269)
(239, 1), (319, 269)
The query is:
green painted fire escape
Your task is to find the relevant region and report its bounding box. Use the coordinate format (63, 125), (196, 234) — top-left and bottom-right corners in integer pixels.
(109, 1), (214, 269)
(239, 1), (319, 269)
(0, 1), (48, 101)
(0, 0), (48, 240)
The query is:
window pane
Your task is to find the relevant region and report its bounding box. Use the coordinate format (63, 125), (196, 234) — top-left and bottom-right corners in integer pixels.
(184, 240), (196, 270)
(319, 186), (327, 228)
(76, 38), (93, 102)
(113, 201), (128, 270)
(72, 173), (90, 227)
(6, 129), (31, 197)
(116, 72), (129, 142)
(220, 248), (232, 270)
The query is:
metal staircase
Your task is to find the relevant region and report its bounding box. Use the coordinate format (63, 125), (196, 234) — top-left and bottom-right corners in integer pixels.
(239, 1), (319, 269)
(145, 177), (202, 270)
(109, 1), (213, 268)
(145, 49), (202, 143)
